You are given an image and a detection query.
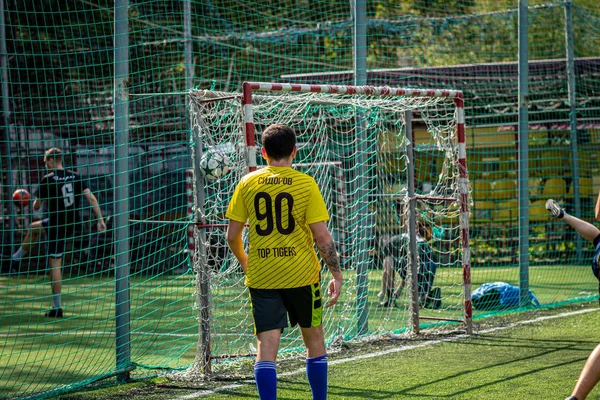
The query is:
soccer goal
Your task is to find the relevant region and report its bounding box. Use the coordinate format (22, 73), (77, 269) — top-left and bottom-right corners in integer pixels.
(185, 82), (471, 376)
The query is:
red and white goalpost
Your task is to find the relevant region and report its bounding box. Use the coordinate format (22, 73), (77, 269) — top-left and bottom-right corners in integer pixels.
(184, 81), (471, 376)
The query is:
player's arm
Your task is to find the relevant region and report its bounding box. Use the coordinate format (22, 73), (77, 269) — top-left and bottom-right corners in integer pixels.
(83, 188), (106, 232)
(33, 199), (44, 211)
(595, 191), (600, 222)
(33, 179), (46, 211)
(226, 220), (248, 273)
(225, 180), (248, 272)
(310, 221), (342, 307)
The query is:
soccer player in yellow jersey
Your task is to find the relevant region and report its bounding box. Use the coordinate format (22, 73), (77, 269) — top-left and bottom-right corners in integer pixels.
(226, 124), (343, 400)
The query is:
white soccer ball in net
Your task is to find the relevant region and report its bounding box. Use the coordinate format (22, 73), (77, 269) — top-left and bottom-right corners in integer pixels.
(199, 150), (232, 180)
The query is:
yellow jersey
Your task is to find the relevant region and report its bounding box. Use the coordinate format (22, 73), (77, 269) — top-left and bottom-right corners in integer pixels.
(226, 166), (329, 289)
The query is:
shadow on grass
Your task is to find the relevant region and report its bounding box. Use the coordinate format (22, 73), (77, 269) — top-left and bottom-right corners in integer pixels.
(393, 335), (594, 398)
(254, 379), (402, 400)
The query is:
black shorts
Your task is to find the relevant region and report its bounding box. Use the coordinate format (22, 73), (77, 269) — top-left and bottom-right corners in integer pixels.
(592, 234), (600, 279)
(249, 283), (323, 334)
(41, 219), (70, 259)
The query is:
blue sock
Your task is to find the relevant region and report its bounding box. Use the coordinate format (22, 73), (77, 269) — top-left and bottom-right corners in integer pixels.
(306, 354), (328, 400)
(254, 361), (277, 400)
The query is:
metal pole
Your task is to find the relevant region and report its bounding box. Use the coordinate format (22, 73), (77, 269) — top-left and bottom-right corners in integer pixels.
(518, 0), (530, 307)
(352, 0), (369, 336)
(405, 111), (420, 334)
(0, 0), (16, 259)
(564, 0), (582, 258)
(184, 0), (194, 91)
(352, 0), (367, 86)
(185, 134), (211, 375)
(184, 1), (212, 373)
(192, 130), (211, 374)
(114, 0), (131, 382)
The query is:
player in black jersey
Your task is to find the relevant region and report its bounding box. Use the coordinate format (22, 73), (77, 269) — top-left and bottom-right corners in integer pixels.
(12, 148), (106, 317)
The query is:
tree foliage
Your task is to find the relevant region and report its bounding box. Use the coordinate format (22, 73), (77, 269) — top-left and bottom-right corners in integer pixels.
(4, 0), (600, 136)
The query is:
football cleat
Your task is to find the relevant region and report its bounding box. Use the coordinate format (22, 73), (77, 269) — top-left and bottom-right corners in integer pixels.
(45, 308), (63, 318)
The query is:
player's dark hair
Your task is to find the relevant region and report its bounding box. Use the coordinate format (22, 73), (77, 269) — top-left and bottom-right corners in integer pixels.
(262, 124), (296, 160)
(45, 148), (63, 163)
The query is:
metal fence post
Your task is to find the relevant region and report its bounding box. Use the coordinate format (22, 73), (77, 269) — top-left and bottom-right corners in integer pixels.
(518, 0), (530, 307)
(352, 0), (370, 336)
(564, 0), (582, 259)
(114, 0), (131, 382)
(0, 0), (15, 259)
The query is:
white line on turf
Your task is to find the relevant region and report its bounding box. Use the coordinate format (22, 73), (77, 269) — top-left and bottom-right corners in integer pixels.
(167, 307), (599, 400)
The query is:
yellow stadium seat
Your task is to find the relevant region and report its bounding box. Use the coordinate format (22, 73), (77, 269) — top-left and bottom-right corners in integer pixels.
(529, 178), (543, 198)
(473, 200), (494, 221)
(579, 151), (592, 174)
(581, 177), (594, 197)
(530, 199), (549, 222)
(487, 171), (504, 182)
(528, 150), (541, 177)
(540, 150), (570, 176)
(499, 153), (516, 168)
(530, 129), (548, 145)
(567, 177), (594, 199)
(541, 178), (567, 200)
(472, 181), (492, 201)
(491, 180), (517, 202)
(493, 199), (519, 222)
(467, 153), (483, 175)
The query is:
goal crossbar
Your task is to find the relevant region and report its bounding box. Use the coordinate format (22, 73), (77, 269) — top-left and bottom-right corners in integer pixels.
(243, 81), (464, 99)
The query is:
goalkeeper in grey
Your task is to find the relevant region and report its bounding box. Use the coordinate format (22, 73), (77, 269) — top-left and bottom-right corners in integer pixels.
(377, 219), (438, 308)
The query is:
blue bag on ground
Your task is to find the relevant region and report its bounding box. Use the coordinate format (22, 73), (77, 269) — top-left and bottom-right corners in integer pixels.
(472, 282), (540, 311)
